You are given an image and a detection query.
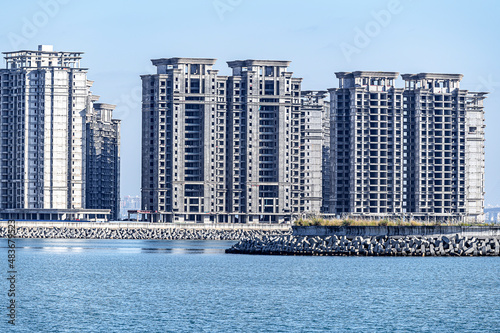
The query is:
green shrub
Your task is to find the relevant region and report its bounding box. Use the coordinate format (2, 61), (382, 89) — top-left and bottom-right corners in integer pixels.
(294, 218), (306, 226)
(379, 219), (389, 226)
(311, 217), (325, 226)
(342, 219), (354, 226)
(294, 217), (488, 227)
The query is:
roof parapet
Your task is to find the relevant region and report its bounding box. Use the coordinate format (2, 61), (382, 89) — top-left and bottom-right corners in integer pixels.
(227, 59), (291, 68)
(335, 71), (399, 79)
(151, 57), (217, 66)
(335, 71), (399, 89)
(401, 73), (463, 81)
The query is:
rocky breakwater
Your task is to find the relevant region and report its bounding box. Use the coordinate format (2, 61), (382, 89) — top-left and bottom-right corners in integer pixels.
(226, 234), (500, 256)
(0, 226), (291, 241)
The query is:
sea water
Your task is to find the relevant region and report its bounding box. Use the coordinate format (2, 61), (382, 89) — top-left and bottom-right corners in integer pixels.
(1, 239), (499, 332)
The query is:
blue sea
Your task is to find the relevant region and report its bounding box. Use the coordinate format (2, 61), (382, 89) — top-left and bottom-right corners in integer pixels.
(1, 239), (499, 332)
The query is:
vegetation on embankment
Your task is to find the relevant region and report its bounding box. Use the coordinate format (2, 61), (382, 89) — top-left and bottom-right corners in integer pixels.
(294, 217), (496, 227)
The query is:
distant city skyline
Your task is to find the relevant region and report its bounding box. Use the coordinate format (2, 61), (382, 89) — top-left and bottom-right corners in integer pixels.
(1, 0), (499, 205)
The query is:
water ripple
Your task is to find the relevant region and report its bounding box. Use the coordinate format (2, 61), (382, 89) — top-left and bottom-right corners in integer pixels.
(0, 239), (498, 332)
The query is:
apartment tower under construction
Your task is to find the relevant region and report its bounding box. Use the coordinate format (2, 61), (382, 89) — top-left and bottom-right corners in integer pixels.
(141, 58), (323, 223)
(328, 71), (486, 223)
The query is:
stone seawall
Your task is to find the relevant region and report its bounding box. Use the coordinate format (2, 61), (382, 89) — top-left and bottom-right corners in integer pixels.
(0, 222), (291, 240)
(226, 226), (500, 256)
(293, 226), (500, 238)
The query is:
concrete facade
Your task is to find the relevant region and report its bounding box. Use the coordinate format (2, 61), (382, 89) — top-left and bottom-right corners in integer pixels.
(300, 91), (328, 214)
(0, 45), (87, 210)
(141, 58), (227, 223)
(0, 45), (119, 221)
(328, 72), (486, 223)
(141, 58), (321, 223)
(226, 60), (303, 223)
(86, 99), (121, 220)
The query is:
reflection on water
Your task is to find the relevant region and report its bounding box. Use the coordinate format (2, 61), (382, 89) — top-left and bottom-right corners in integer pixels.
(1, 239), (235, 255)
(140, 247), (222, 254)
(0, 239), (498, 332)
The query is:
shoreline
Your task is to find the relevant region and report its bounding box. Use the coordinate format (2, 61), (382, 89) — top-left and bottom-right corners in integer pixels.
(0, 221), (291, 241)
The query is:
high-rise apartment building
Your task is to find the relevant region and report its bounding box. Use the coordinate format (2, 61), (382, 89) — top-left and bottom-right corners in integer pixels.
(300, 91), (328, 214)
(141, 58), (228, 222)
(328, 71), (486, 222)
(1, 45), (87, 210)
(401, 73), (486, 222)
(329, 72), (403, 216)
(141, 58), (321, 223)
(226, 60), (303, 223)
(86, 97), (120, 220)
(0, 45), (120, 221)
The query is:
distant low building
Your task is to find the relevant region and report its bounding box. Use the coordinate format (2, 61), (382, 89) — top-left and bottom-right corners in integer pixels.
(120, 195), (141, 219)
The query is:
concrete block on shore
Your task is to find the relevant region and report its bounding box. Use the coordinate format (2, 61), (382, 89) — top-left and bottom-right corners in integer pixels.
(225, 232), (500, 257)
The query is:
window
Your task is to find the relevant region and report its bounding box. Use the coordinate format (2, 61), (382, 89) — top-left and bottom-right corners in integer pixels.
(264, 81), (274, 95)
(190, 79), (200, 93)
(190, 64), (200, 74)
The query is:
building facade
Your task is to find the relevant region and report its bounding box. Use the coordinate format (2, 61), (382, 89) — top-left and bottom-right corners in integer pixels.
(141, 58), (322, 223)
(141, 58), (227, 223)
(226, 60), (304, 223)
(401, 73), (486, 222)
(329, 72), (404, 217)
(328, 71), (486, 223)
(300, 90), (329, 214)
(86, 98), (121, 220)
(0, 45), (119, 221)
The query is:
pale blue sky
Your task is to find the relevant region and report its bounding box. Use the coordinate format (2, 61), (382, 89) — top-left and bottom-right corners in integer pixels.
(1, 0), (499, 205)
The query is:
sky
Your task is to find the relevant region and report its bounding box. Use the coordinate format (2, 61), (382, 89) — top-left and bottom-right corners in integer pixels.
(1, 0), (499, 205)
